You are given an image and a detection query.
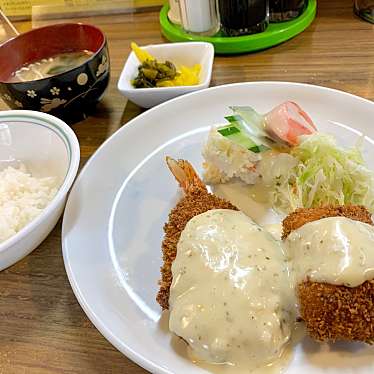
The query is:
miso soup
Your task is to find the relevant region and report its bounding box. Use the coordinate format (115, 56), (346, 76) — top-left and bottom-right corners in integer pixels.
(9, 50), (94, 83)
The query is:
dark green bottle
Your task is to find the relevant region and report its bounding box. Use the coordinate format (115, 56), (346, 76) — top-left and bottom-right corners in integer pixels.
(269, 0), (307, 22)
(218, 0), (269, 36)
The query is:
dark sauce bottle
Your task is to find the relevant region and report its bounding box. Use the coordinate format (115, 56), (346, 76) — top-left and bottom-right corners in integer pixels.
(218, 0), (269, 36)
(269, 0), (306, 22)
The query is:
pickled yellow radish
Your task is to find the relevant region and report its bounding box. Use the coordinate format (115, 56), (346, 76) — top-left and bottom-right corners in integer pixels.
(131, 42), (154, 63)
(131, 42), (201, 88)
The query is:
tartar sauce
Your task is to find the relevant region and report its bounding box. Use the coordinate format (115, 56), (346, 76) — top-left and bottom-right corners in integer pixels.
(286, 216), (374, 287)
(169, 209), (295, 371)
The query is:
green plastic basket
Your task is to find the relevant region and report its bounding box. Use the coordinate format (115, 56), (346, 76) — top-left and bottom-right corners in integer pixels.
(160, 0), (317, 54)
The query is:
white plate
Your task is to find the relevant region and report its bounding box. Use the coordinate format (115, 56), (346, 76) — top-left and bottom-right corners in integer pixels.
(62, 82), (374, 374)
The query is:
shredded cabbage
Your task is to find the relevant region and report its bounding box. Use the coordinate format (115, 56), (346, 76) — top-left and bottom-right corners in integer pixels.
(263, 133), (374, 213)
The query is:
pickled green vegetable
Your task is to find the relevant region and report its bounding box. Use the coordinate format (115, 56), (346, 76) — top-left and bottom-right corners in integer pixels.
(132, 59), (178, 88)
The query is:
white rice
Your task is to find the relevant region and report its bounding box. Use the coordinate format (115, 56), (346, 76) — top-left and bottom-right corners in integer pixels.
(0, 165), (58, 243)
(202, 128), (261, 185)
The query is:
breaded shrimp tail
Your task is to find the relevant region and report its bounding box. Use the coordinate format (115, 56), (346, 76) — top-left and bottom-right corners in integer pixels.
(157, 158), (237, 310)
(282, 205), (374, 343)
(166, 157), (207, 195)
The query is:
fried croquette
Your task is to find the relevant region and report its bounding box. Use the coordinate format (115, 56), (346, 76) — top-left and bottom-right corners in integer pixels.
(282, 205), (374, 343)
(282, 205), (372, 240)
(298, 280), (374, 343)
(156, 158), (236, 310)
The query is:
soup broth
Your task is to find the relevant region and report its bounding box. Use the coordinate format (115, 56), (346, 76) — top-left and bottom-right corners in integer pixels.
(8, 50), (94, 83)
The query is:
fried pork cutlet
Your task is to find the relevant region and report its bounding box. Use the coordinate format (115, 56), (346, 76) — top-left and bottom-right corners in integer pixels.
(282, 205), (374, 343)
(156, 158), (237, 310)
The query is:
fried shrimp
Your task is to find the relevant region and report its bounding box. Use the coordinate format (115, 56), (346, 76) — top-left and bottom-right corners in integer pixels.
(156, 157), (237, 310)
(283, 205), (374, 343)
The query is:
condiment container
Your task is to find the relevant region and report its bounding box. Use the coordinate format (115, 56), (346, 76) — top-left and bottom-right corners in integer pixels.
(217, 0), (269, 37)
(179, 0), (219, 36)
(269, 0), (306, 22)
(168, 0), (181, 25)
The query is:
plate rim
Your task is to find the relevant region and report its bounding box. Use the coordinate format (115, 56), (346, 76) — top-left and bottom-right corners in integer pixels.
(61, 81), (374, 374)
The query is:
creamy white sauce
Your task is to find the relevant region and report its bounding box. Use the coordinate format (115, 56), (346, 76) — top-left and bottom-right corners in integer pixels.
(169, 209), (295, 371)
(212, 182), (281, 225)
(264, 223), (283, 242)
(188, 347), (293, 374)
(286, 216), (374, 287)
(188, 322), (306, 374)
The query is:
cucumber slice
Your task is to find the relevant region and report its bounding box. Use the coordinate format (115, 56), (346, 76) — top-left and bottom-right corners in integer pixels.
(218, 123), (269, 153)
(217, 125), (240, 137)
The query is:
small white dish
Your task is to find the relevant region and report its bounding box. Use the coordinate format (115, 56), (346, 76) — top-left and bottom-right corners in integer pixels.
(117, 42), (214, 108)
(0, 110), (80, 270)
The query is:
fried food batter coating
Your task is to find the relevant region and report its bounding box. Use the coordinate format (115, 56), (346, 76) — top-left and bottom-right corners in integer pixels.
(298, 279), (374, 343)
(282, 205), (374, 343)
(282, 205), (372, 240)
(157, 158), (236, 310)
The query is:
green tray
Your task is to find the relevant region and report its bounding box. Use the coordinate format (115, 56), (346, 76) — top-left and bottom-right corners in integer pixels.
(160, 0), (316, 54)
